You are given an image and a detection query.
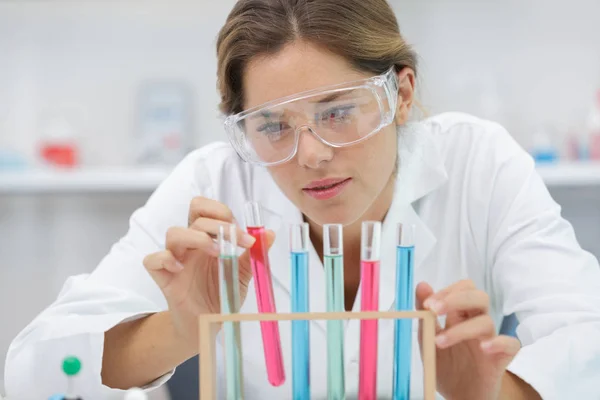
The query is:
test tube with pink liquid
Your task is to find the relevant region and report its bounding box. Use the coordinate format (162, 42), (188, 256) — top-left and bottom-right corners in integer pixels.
(244, 201), (286, 387)
(358, 221), (382, 400)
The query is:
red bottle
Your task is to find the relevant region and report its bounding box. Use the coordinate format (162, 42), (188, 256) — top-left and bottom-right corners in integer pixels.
(40, 143), (78, 167)
(588, 90), (600, 160)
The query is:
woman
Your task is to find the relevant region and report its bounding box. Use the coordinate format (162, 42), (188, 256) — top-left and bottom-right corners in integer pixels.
(5, 0), (600, 399)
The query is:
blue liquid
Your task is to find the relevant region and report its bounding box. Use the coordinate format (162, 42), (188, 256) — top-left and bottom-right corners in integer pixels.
(325, 254), (345, 400)
(393, 246), (414, 400)
(291, 251), (310, 400)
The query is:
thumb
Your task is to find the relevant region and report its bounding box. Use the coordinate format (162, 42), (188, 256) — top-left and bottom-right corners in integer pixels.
(238, 229), (276, 285)
(416, 281), (435, 311)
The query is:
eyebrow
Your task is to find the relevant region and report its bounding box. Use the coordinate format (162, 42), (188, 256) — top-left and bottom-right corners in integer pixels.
(261, 110), (277, 117)
(312, 89), (355, 104)
(249, 110), (284, 120)
(247, 89), (356, 120)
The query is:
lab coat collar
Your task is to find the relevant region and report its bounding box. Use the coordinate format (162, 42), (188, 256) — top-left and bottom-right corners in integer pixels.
(249, 120), (448, 335)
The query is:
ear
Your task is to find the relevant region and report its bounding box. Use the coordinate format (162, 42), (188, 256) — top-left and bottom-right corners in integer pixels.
(395, 67), (416, 125)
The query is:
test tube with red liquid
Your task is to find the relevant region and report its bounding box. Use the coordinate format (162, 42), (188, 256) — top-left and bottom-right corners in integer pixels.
(244, 201), (286, 386)
(359, 221), (382, 400)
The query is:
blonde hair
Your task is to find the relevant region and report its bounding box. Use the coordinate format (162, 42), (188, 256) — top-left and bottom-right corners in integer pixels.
(216, 0), (418, 115)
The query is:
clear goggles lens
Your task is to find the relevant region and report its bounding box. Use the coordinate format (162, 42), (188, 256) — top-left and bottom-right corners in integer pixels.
(225, 67), (399, 166)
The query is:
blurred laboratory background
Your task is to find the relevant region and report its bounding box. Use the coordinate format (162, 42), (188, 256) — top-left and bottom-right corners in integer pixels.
(1, 0), (600, 396)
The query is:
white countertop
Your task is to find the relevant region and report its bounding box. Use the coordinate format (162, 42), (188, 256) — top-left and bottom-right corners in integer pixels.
(1, 162), (600, 194)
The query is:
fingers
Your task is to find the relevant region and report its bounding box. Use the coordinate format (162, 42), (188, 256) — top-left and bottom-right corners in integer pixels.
(190, 217), (255, 248)
(435, 314), (496, 349)
(423, 279), (475, 310)
(416, 282), (443, 343)
(143, 250), (182, 289)
(263, 229), (276, 247)
(238, 229), (277, 285)
(166, 226), (220, 260)
(415, 281), (435, 311)
(186, 197), (255, 251)
(481, 335), (521, 356)
(188, 197), (235, 227)
(428, 289), (490, 316)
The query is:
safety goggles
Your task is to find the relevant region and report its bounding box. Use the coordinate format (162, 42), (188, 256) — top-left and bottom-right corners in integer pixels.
(224, 67), (399, 166)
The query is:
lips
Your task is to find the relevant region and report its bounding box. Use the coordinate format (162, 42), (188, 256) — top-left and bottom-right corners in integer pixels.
(302, 178), (352, 200)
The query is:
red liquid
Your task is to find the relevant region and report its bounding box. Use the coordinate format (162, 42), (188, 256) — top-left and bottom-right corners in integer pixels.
(247, 226), (286, 386)
(359, 260), (380, 400)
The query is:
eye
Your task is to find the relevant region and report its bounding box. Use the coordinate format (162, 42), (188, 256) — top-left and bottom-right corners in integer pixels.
(257, 122), (292, 140)
(320, 104), (356, 124)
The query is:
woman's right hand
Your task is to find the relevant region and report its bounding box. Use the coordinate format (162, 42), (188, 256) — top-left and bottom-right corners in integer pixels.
(142, 197), (276, 350)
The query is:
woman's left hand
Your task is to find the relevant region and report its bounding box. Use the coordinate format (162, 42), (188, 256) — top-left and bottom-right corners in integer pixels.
(416, 279), (521, 400)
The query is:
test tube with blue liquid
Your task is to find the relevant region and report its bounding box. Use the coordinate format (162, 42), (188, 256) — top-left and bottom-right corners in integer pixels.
(218, 224), (244, 400)
(324, 223), (345, 400)
(392, 223), (416, 400)
(290, 222), (311, 400)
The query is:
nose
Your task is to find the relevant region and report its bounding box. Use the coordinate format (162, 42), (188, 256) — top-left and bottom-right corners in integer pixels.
(295, 126), (334, 169)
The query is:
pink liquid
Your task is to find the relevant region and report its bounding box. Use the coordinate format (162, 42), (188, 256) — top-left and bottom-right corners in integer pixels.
(359, 260), (380, 400)
(247, 226), (286, 386)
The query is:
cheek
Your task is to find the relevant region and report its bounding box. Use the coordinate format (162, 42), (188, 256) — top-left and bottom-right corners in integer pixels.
(361, 128), (398, 173)
(267, 165), (297, 193)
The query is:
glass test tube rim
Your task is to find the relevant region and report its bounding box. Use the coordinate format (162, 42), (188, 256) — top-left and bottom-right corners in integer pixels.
(290, 222), (310, 253)
(244, 201), (263, 228)
(324, 223), (344, 257)
(397, 223), (416, 248)
(361, 220), (382, 261)
(218, 223), (238, 257)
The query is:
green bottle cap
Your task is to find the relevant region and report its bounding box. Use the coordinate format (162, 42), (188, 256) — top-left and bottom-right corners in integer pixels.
(62, 356), (81, 376)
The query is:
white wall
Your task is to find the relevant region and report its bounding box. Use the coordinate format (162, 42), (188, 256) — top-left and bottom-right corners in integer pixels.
(1, 0), (600, 387)
(2, 0), (600, 158)
(395, 0), (600, 148)
(0, 0), (235, 165)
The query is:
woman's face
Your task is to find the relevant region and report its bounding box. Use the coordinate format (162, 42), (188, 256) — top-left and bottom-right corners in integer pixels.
(243, 40), (409, 227)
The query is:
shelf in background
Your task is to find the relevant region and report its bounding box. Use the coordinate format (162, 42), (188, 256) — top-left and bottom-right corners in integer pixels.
(0, 167), (172, 194)
(536, 162), (600, 187)
(0, 163), (599, 194)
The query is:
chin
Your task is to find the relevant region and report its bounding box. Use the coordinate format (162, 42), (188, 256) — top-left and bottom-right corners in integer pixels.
(304, 201), (366, 227)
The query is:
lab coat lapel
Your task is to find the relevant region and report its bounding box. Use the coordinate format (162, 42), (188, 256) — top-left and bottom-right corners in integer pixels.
(345, 121), (449, 363)
(250, 166), (328, 333)
(379, 121), (448, 312)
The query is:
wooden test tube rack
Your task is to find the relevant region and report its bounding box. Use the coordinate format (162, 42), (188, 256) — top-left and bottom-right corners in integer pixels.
(198, 310), (437, 399)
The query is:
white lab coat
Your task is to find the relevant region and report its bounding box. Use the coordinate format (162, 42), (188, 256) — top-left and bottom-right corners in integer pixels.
(5, 112), (600, 400)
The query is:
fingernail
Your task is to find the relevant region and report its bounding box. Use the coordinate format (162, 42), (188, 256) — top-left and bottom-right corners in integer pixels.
(241, 234), (256, 247)
(164, 260), (183, 272)
(211, 242), (221, 255)
(423, 299), (432, 309)
(435, 334), (447, 347)
(431, 300), (445, 314)
(481, 341), (493, 351)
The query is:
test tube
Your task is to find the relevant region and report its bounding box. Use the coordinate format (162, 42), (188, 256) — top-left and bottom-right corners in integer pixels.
(244, 201), (286, 386)
(392, 224), (416, 400)
(358, 221), (382, 400)
(290, 223), (311, 400)
(218, 224), (244, 400)
(324, 224), (346, 400)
